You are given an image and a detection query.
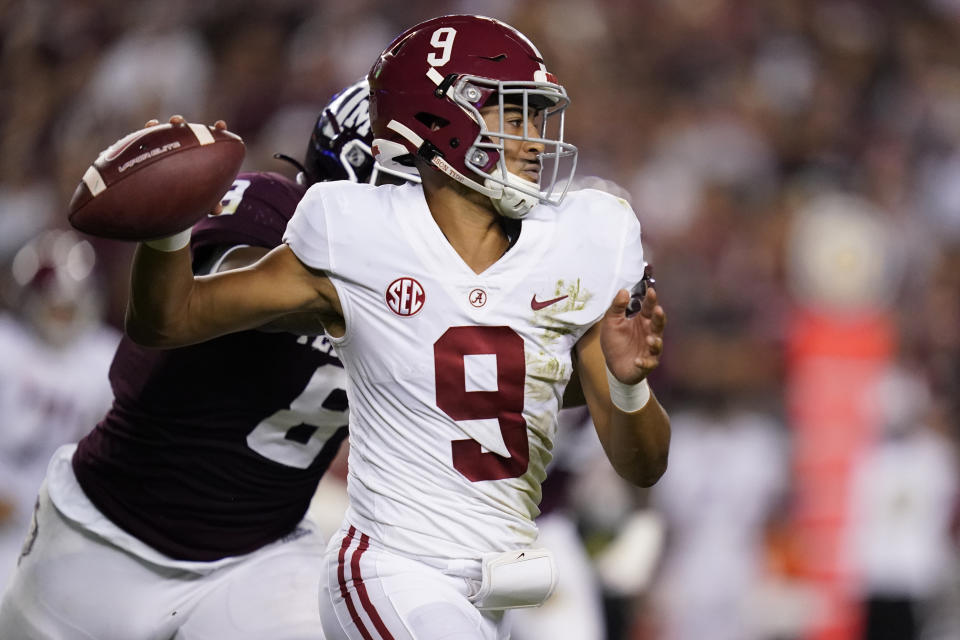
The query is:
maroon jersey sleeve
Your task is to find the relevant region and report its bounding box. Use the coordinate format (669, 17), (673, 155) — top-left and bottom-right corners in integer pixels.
(190, 171), (306, 255)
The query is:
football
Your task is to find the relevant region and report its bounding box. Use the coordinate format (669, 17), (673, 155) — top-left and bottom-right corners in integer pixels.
(68, 122), (245, 240)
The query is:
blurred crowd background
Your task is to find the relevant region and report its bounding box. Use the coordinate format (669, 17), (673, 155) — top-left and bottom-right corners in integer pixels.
(2, 1), (959, 639)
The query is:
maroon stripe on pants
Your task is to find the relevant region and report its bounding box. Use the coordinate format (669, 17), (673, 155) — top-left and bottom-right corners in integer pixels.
(353, 533), (397, 640)
(337, 527), (376, 640)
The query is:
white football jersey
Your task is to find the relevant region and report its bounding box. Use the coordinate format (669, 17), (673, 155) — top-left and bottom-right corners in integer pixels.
(0, 314), (118, 581)
(0, 315), (118, 513)
(284, 182), (645, 560)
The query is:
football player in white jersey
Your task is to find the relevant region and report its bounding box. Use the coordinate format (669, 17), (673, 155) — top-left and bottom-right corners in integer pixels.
(0, 230), (119, 586)
(122, 15), (670, 640)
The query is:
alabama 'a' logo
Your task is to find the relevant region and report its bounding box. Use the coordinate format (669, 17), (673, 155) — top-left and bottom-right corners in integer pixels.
(385, 277), (425, 316)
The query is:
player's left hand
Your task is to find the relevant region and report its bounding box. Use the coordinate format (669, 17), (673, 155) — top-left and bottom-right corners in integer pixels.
(599, 286), (666, 385)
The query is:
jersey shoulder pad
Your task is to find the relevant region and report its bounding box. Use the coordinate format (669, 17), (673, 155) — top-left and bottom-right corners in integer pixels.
(191, 172), (306, 253)
(563, 187), (636, 222)
(554, 188), (641, 245)
(557, 188), (645, 298)
(283, 180), (392, 272)
(304, 179), (380, 212)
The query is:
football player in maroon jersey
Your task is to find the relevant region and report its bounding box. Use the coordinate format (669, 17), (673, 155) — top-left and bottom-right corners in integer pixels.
(0, 79), (403, 640)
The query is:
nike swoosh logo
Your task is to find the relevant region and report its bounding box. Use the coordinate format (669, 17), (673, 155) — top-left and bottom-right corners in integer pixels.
(531, 294), (568, 311)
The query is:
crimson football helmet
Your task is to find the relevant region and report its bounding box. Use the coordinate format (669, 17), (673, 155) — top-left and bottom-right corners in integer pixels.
(368, 15), (578, 218)
(280, 79), (419, 186)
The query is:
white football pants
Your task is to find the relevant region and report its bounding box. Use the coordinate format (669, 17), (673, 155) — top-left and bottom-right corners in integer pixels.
(0, 482), (327, 639)
(320, 525), (507, 640)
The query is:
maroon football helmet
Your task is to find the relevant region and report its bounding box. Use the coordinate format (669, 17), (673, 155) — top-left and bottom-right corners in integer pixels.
(8, 229), (104, 347)
(368, 15), (578, 218)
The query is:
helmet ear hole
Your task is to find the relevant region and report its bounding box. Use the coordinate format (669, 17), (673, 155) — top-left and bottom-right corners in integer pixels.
(414, 112), (450, 131)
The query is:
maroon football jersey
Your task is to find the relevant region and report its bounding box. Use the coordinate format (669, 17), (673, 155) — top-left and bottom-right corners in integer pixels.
(73, 172), (349, 561)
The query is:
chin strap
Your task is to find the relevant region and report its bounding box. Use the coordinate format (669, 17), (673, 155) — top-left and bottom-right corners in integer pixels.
(430, 155), (500, 197)
(381, 120), (539, 218)
(484, 169), (538, 219)
(433, 156), (537, 219)
(431, 156), (537, 219)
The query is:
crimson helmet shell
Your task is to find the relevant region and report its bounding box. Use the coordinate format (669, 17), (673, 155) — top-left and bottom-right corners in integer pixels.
(368, 15), (577, 214)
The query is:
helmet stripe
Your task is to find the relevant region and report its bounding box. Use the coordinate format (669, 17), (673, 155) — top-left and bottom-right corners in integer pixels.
(533, 70), (557, 84)
(386, 119), (425, 147)
(426, 66), (445, 86)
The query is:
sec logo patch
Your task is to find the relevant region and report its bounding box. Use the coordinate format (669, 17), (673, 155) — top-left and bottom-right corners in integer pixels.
(386, 277), (425, 316)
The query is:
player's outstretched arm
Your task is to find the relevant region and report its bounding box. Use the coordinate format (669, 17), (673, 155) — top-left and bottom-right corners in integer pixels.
(575, 287), (670, 487)
(126, 241), (339, 348)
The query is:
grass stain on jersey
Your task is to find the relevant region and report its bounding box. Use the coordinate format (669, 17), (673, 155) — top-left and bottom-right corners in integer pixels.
(533, 278), (593, 343)
(525, 353), (567, 403)
(525, 278), (591, 425)
(525, 277), (591, 403)
(523, 348), (568, 474)
(522, 277), (593, 483)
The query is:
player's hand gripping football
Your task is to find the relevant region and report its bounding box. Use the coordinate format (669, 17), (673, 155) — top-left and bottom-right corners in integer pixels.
(144, 115), (230, 216)
(144, 114), (228, 131)
(68, 114), (243, 240)
(599, 282), (666, 386)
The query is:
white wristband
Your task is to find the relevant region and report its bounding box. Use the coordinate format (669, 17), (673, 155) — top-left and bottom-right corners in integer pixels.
(606, 366), (651, 413)
(144, 229), (191, 252)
